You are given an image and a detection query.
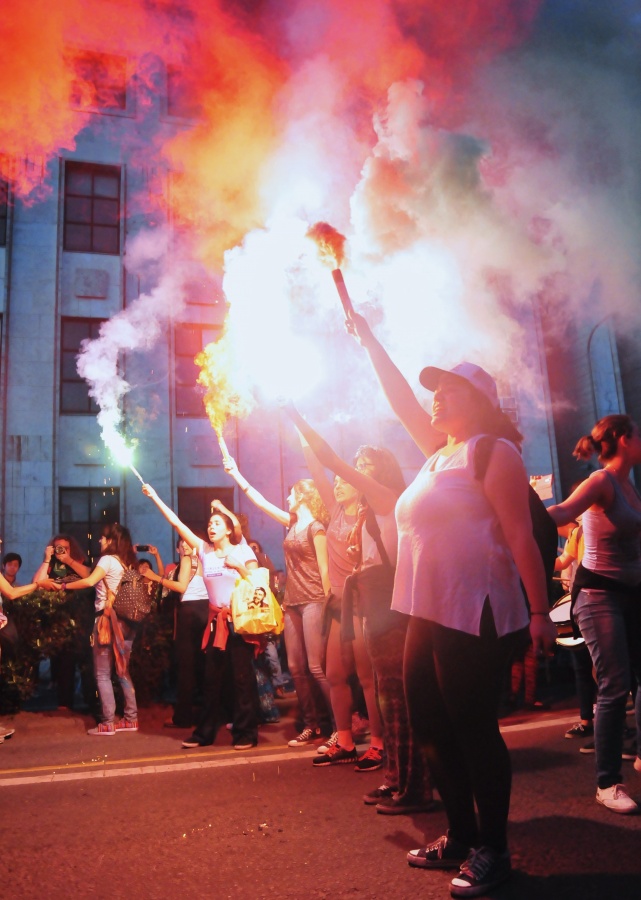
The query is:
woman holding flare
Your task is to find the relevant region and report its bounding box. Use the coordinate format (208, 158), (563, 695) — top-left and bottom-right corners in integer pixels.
(141, 484), (260, 751)
(223, 462), (333, 746)
(345, 311), (555, 898)
(286, 405), (433, 810)
(283, 410), (400, 774)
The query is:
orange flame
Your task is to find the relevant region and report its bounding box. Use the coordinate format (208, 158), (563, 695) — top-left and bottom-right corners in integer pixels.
(306, 221), (347, 269)
(195, 332), (254, 436)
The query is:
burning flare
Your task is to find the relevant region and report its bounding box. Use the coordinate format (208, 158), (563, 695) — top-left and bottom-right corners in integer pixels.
(307, 221), (354, 316)
(306, 221), (347, 269)
(195, 331), (254, 460)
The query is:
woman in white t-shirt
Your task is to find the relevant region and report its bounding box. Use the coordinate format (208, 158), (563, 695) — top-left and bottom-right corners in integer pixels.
(142, 484), (260, 750)
(143, 538), (210, 729)
(64, 523), (140, 736)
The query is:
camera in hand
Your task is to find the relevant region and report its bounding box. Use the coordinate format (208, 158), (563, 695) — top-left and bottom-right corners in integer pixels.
(54, 545), (66, 555)
(136, 544), (150, 552)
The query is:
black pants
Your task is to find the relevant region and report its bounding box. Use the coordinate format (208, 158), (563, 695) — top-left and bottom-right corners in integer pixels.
(193, 630), (259, 746)
(404, 604), (528, 852)
(172, 599), (209, 727)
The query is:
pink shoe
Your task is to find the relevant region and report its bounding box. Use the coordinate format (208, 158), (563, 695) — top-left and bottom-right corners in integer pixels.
(115, 719), (139, 732)
(87, 722), (116, 736)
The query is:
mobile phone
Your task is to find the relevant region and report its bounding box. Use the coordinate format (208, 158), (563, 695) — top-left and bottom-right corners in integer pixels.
(136, 544), (150, 552)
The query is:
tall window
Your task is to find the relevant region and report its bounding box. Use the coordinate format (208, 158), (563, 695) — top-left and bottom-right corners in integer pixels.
(64, 162), (121, 254)
(61, 317), (105, 414)
(174, 324), (221, 417)
(177, 487), (235, 539)
(166, 65), (202, 119)
(69, 51), (127, 110)
(0, 178), (8, 246)
(59, 487), (120, 563)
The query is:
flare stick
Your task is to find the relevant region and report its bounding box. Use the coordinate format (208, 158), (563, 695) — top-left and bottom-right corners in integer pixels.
(129, 464), (145, 485)
(216, 431), (231, 463)
(332, 268), (355, 317)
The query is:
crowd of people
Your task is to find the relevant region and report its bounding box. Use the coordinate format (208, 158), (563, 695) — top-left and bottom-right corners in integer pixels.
(1, 309), (640, 899)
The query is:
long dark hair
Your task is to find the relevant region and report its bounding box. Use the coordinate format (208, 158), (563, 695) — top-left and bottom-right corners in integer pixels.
(50, 533), (85, 563)
(101, 523), (137, 568)
(209, 512), (241, 546)
(470, 393), (523, 450)
(574, 414), (636, 463)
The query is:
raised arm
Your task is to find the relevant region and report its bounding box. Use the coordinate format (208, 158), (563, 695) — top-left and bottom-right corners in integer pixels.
(146, 545), (164, 576)
(295, 428), (336, 513)
(141, 484), (203, 551)
(33, 544), (55, 582)
(346, 312), (442, 458)
(143, 552), (192, 595)
(286, 404), (397, 516)
(221, 459), (290, 528)
(210, 498), (244, 543)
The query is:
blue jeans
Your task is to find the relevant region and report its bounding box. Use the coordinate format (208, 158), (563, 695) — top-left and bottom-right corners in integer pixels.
(284, 602), (332, 730)
(263, 639), (287, 688)
(574, 589), (641, 788)
(92, 621), (138, 724)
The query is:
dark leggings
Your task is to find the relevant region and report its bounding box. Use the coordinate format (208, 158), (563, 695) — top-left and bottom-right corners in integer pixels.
(404, 605), (528, 852)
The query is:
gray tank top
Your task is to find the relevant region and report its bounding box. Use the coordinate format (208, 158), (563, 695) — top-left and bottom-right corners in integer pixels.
(582, 471), (641, 585)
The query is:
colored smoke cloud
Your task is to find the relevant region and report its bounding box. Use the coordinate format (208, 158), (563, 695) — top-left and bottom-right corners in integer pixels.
(2, 0), (640, 436)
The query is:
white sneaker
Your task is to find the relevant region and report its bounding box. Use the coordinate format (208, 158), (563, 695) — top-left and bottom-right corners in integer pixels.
(0, 724), (15, 741)
(288, 727), (319, 748)
(317, 732), (338, 754)
(596, 783), (638, 814)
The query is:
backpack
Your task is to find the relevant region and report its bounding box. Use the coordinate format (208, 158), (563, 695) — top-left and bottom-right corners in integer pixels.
(474, 436), (558, 601)
(111, 566), (154, 624)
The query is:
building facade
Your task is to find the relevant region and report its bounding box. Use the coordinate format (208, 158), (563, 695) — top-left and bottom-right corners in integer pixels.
(1, 34), (638, 580)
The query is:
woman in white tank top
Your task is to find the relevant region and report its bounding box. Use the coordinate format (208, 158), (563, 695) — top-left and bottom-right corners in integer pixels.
(346, 311), (555, 898)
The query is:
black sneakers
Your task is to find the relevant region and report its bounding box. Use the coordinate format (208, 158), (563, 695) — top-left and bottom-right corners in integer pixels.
(565, 721), (593, 739)
(450, 847), (512, 897)
(363, 784), (396, 805)
(407, 833), (470, 869)
(312, 743), (358, 766)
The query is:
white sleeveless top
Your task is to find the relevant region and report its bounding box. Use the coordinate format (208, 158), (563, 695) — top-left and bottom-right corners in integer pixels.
(392, 435), (529, 637)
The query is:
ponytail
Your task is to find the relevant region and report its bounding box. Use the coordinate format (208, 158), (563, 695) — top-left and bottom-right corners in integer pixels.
(573, 414), (635, 463)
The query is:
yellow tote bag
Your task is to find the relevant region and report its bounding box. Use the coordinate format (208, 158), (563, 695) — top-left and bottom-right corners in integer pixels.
(230, 567), (284, 636)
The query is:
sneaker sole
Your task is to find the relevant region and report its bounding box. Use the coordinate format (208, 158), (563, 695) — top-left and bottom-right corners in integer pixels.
(596, 797), (639, 814)
(355, 762), (385, 772)
(313, 757), (358, 767)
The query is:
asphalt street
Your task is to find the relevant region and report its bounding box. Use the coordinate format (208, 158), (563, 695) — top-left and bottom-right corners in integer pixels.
(1, 699), (640, 900)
